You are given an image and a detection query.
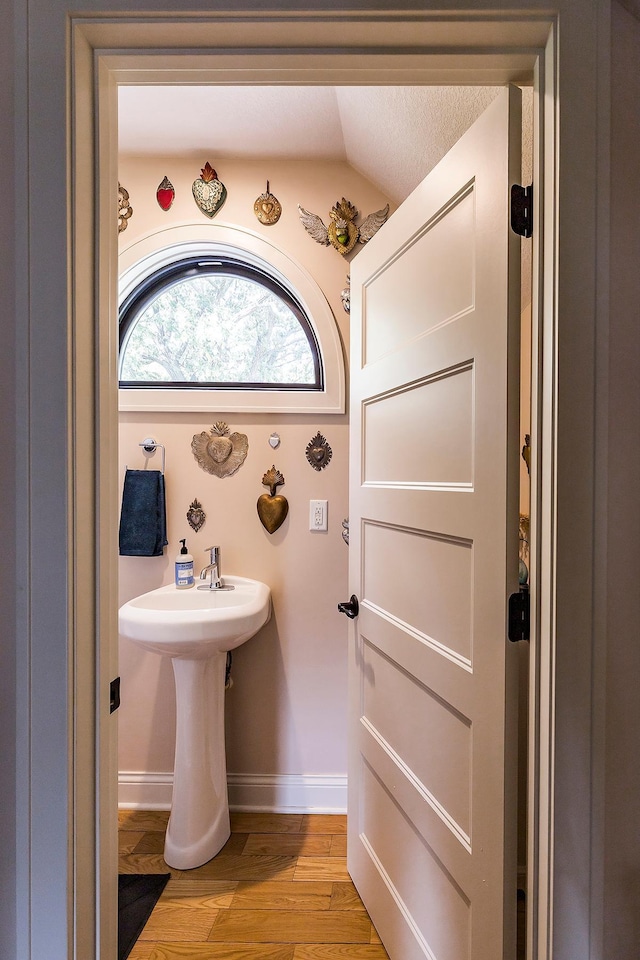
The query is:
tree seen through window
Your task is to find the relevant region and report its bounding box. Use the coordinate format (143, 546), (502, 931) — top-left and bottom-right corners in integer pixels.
(119, 259), (321, 389)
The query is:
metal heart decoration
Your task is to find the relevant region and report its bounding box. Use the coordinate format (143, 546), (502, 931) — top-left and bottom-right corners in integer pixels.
(257, 493), (289, 534)
(191, 422), (248, 478)
(305, 431), (332, 471)
(298, 198), (389, 256)
(206, 436), (233, 463)
(254, 181), (282, 225)
(187, 498), (206, 533)
(192, 162), (227, 218)
(257, 466), (288, 534)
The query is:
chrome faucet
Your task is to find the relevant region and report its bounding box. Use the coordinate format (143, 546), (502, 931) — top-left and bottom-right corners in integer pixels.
(199, 546), (222, 589)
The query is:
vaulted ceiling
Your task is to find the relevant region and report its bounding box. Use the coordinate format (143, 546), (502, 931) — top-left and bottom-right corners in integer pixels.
(118, 85), (532, 204)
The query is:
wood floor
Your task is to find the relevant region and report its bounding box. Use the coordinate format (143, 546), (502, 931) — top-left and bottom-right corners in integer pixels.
(119, 810), (390, 960)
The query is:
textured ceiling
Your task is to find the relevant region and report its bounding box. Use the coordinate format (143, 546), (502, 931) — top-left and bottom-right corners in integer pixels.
(118, 85), (532, 204)
(118, 85), (532, 303)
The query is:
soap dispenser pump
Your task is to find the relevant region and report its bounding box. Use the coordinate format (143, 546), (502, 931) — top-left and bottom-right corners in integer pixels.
(175, 538), (195, 589)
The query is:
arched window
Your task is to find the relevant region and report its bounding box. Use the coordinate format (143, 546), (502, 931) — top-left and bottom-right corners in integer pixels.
(119, 257), (322, 391)
(117, 229), (345, 414)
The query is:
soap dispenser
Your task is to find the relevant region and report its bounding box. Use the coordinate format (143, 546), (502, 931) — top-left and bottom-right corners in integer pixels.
(175, 538), (195, 589)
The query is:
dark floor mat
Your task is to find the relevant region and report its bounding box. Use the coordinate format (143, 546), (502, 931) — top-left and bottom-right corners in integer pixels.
(118, 873), (170, 960)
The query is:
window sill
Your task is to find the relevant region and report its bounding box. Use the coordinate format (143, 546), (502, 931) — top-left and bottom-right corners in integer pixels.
(118, 386), (344, 415)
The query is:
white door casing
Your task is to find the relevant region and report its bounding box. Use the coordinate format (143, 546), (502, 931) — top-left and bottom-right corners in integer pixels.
(347, 88), (522, 959)
(11, 1), (610, 955)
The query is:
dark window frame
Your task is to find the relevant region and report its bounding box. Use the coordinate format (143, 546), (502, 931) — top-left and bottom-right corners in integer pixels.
(118, 256), (323, 391)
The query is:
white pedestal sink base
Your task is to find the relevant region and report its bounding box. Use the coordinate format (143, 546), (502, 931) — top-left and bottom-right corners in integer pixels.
(118, 576), (271, 870)
(164, 652), (231, 869)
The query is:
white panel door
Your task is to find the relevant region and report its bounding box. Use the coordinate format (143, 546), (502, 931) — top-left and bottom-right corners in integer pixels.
(347, 87), (522, 960)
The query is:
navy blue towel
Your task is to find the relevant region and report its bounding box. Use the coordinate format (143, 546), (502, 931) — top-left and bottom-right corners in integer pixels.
(118, 469), (168, 557)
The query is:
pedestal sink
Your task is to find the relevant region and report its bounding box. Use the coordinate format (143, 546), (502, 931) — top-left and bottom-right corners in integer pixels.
(118, 575), (271, 869)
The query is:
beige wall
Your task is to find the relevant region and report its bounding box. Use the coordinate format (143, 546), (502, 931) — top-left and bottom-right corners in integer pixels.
(117, 155), (392, 807)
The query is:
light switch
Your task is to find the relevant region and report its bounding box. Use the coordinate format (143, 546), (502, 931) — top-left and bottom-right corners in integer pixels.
(309, 499), (328, 531)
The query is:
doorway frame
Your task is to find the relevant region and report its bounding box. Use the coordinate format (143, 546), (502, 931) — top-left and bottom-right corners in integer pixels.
(64, 10), (586, 960)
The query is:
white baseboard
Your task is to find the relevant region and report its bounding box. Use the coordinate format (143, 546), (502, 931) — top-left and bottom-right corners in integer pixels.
(227, 773), (347, 813)
(118, 771), (347, 813)
(118, 771), (173, 809)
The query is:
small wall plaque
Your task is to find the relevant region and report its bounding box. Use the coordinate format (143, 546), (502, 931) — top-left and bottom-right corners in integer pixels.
(305, 431), (332, 471)
(187, 498), (206, 532)
(118, 182), (133, 233)
(156, 175), (175, 211)
(341, 275), (350, 313)
(254, 181), (282, 225)
(342, 518), (349, 546)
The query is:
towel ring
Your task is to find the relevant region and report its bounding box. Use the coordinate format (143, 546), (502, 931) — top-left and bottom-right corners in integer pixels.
(139, 437), (166, 474)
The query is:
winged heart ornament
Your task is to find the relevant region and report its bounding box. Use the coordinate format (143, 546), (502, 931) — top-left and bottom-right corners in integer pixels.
(298, 198), (389, 256)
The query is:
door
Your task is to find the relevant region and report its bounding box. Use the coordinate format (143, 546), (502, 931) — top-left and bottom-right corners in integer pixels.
(347, 87), (522, 959)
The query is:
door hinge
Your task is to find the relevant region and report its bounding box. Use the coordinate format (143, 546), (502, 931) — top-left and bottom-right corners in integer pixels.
(508, 586), (530, 642)
(110, 676), (121, 714)
(510, 183), (533, 238)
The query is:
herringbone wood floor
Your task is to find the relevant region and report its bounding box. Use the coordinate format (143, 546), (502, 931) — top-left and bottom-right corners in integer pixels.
(119, 810), (390, 960)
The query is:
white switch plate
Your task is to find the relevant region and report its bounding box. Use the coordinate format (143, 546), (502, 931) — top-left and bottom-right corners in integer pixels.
(309, 499), (328, 531)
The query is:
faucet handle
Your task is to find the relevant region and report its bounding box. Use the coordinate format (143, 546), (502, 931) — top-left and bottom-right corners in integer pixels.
(204, 545), (220, 562)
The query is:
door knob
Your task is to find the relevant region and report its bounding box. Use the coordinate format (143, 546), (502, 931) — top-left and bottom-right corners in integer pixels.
(338, 595), (359, 619)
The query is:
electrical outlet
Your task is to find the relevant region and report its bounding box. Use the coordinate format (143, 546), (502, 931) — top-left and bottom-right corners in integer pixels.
(309, 499), (328, 531)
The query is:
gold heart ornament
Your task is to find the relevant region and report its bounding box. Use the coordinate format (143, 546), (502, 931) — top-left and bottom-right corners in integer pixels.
(257, 466), (288, 534)
(253, 181), (282, 225)
(192, 422), (248, 478)
(257, 493), (289, 534)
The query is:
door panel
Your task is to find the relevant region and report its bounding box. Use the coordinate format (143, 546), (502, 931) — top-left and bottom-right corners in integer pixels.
(348, 87), (521, 959)
(363, 185), (475, 365)
(363, 366), (475, 485)
(361, 522), (473, 665)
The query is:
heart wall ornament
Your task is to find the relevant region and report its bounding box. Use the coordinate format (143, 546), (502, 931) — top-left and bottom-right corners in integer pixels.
(253, 181), (282, 225)
(298, 199), (389, 256)
(156, 175), (175, 211)
(186, 498), (206, 533)
(257, 466), (289, 534)
(191, 422), (248, 478)
(192, 162), (227, 218)
(305, 431), (332, 471)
